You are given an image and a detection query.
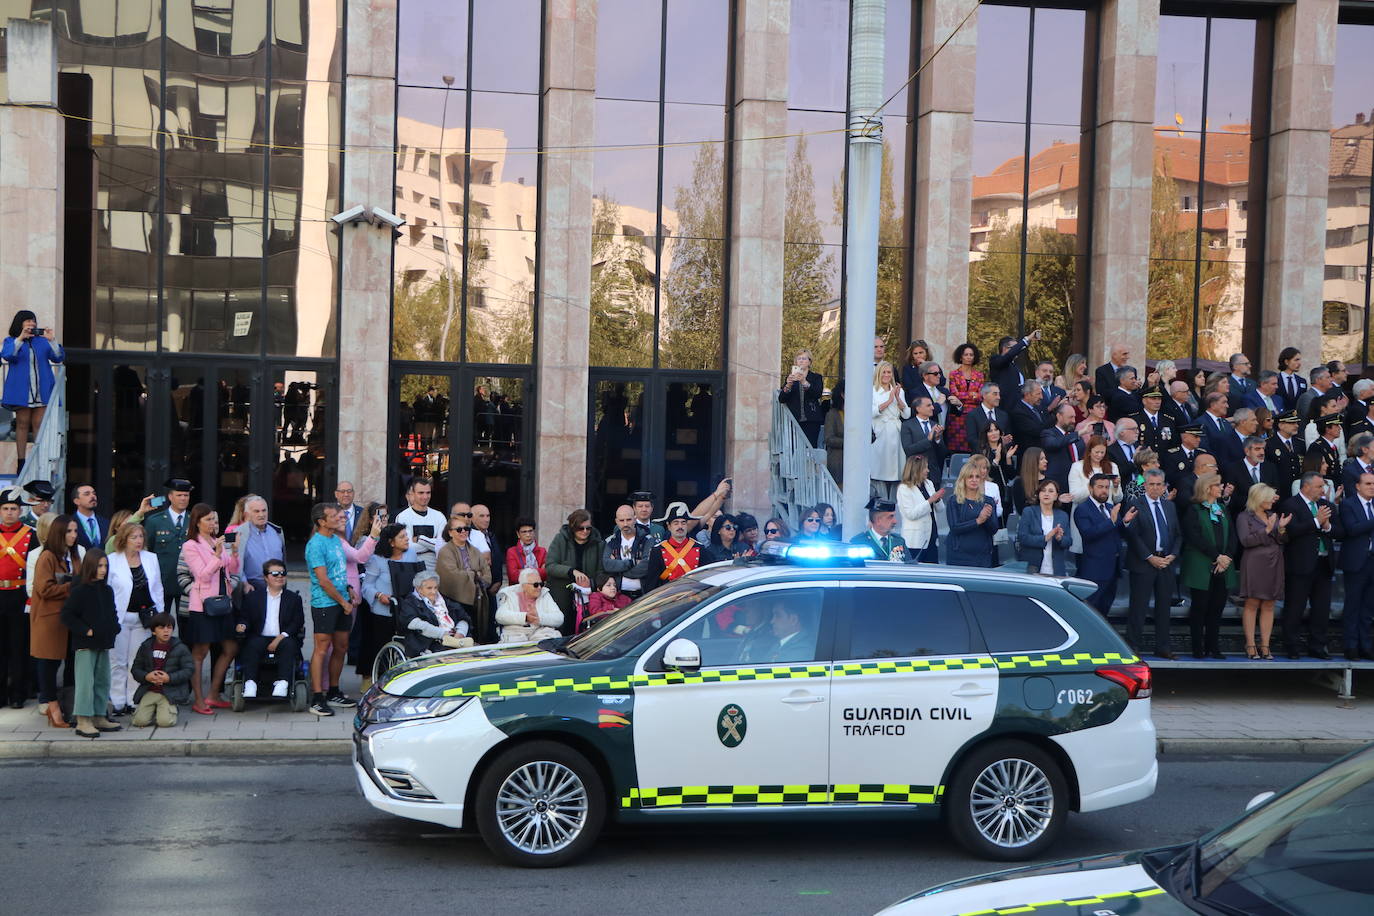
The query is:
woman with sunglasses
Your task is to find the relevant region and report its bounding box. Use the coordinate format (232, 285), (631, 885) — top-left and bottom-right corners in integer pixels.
(545, 509), (603, 635)
(762, 518), (790, 541)
(795, 509), (826, 542)
(438, 518), (493, 641)
(705, 514), (748, 563)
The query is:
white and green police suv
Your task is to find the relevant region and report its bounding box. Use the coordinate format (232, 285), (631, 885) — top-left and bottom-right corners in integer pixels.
(354, 543), (1157, 867)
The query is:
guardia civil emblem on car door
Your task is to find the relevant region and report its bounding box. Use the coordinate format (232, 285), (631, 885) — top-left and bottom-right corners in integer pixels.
(717, 704), (747, 747)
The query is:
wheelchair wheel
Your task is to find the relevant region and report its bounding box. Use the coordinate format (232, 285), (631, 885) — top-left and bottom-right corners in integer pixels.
(372, 641), (407, 685)
(230, 680), (245, 713)
(290, 681), (309, 713)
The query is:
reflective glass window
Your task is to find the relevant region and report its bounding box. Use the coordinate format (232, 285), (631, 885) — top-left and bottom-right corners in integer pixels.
(1324, 23), (1374, 366)
(968, 3), (1087, 371)
(1147, 14), (1261, 364)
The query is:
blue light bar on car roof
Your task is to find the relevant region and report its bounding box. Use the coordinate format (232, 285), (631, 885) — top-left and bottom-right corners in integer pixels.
(755, 539), (875, 565)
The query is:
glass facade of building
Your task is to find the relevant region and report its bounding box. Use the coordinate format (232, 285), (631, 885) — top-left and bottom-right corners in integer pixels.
(10, 0), (343, 527)
(1147, 11), (1264, 365)
(968, 2), (1088, 370)
(1324, 19), (1374, 368)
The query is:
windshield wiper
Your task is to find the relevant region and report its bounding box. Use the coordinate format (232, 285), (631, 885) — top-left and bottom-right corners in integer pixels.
(537, 636), (579, 659)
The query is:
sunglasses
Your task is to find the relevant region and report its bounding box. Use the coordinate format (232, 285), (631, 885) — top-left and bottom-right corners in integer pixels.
(923, 370), (939, 376)
(451, 526), (471, 533)
(720, 524), (736, 530)
(452, 511), (473, 518)
(576, 524), (593, 531)
(266, 570), (286, 577)
(765, 527), (780, 535)
(804, 517), (820, 523)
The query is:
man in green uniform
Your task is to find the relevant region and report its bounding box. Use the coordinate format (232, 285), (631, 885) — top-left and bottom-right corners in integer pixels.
(849, 497), (914, 563)
(142, 478), (194, 620)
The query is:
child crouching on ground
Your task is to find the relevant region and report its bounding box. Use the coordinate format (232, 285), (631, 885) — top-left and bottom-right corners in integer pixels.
(130, 613), (194, 727)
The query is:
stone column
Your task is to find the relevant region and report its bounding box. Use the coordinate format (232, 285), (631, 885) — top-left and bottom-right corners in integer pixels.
(1088, 0), (1158, 367)
(911, 0), (979, 360)
(1261, 0), (1336, 369)
(0, 19), (64, 339)
(534, 0), (597, 536)
(336, 0), (398, 500)
(724, 0), (789, 523)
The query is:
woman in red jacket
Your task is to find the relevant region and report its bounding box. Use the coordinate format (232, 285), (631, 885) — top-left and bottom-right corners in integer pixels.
(504, 516), (546, 585)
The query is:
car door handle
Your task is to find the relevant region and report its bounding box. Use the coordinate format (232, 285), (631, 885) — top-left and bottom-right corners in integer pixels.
(780, 695), (826, 705)
(950, 687), (994, 698)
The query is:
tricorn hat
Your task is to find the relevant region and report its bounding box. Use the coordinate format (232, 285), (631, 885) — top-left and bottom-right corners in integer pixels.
(0, 487), (26, 508)
(654, 501), (698, 523)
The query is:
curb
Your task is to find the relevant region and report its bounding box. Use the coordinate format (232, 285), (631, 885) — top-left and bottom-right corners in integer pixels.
(1, 736), (1366, 760)
(1158, 737), (1370, 757)
(0, 739), (352, 759)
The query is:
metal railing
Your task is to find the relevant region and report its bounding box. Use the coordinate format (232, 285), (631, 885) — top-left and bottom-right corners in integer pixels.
(16, 366), (67, 497)
(769, 399), (842, 529)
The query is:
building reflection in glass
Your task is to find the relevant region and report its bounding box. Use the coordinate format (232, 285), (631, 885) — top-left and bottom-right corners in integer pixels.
(1324, 22), (1374, 367)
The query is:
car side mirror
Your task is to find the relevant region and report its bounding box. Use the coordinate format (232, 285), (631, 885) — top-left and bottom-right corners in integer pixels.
(662, 638), (701, 671)
(1245, 791), (1275, 812)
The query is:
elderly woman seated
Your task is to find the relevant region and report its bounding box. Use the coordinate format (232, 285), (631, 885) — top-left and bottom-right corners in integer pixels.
(396, 571), (475, 657)
(495, 568), (565, 643)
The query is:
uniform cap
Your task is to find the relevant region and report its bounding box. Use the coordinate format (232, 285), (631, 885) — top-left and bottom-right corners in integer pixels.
(164, 477), (193, 492)
(22, 480), (55, 501)
(628, 490), (654, 504)
(1275, 410), (1300, 424)
(1139, 385), (1165, 399)
(1320, 414), (1345, 429)
(1180, 422), (1204, 435)
(864, 496), (897, 513)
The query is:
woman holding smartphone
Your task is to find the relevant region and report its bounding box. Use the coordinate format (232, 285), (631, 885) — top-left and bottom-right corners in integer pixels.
(779, 349), (824, 447)
(2, 310), (65, 465)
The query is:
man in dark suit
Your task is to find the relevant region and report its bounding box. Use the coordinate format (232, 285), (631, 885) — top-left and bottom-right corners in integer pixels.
(70, 483), (109, 550)
(1225, 353), (1255, 416)
(1074, 474), (1136, 617)
(1266, 411), (1305, 496)
(1033, 360), (1066, 412)
(1343, 379), (1374, 436)
(1281, 472), (1340, 659)
(1107, 417), (1142, 474)
(233, 558), (306, 697)
(989, 331), (1039, 402)
(1009, 381), (1052, 451)
(1198, 392), (1233, 460)
(1123, 469), (1181, 658)
(1164, 380), (1195, 426)
(1277, 347), (1307, 408)
(1343, 433), (1374, 499)
(1131, 386), (1175, 455)
(901, 395), (946, 488)
(1040, 403), (1083, 492)
(964, 382), (1010, 449)
(1242, 370), (1286, 415)
(1094, 344), (1131, 401)
(1346, 393), (1374, 443)
(1337, 471), (1374, 660)
(909, 360), (958, 429)
(1224, 436), (1279, 519)
(1107, 366), (1143, 423)
(1295, 366), (1333, 431)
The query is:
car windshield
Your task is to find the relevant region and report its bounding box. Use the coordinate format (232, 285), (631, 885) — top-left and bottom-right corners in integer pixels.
(564, 579), (720, 661)
(1194, 750), (1374, 914)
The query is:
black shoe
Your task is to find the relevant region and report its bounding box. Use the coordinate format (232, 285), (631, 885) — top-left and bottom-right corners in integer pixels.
(1286, 647), (1301, 660)
(1309, 648), (1330, 660)
(308, 696), (335, 717)
(7, 700), (23, 710)
(1191, 651), (1207, 660)
(1208, 652), (1226, 660)
(326, 690), (357, 708)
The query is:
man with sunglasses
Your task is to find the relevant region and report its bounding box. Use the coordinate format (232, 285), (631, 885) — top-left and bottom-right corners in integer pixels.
(602, 505), (651, 600)
(233, 558), (304, 700)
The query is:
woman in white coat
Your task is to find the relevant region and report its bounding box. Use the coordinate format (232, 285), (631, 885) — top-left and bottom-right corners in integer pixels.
(870, 360), (910, 500)
(895, 455), (945, 563)
(494, 568), (564, 642)
(106, 523), (165, 715)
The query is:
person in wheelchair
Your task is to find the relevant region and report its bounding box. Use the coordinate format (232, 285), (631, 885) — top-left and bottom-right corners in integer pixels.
(233, 558), (304, 699)
(397, 571), (474, 657)
(494, 568), (564, 643)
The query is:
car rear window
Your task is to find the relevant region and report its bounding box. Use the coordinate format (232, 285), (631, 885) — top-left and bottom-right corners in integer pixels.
(967, 592), (1070, 653)
(842, 587), (970, 659)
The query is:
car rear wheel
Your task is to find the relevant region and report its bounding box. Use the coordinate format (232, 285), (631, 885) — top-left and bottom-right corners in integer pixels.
(474, 741), (605, 867)
(946, 740), (1068, 861)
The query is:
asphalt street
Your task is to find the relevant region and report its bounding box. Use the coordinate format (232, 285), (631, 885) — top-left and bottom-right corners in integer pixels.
(3, 754), (1334, 915)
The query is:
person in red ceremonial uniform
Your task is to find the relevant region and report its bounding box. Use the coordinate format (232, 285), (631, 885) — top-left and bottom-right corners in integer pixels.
(0, 487), (39, 709)
(645, 503), (703, 591)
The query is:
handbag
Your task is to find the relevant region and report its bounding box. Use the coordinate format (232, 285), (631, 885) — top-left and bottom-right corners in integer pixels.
(201, 567), (233, 617)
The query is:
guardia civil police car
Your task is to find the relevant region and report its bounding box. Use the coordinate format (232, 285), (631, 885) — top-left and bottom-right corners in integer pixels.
(353, 542), (1156, 867)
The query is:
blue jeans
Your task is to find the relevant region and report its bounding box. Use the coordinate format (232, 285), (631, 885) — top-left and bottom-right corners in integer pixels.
(73, 649), (111, 718)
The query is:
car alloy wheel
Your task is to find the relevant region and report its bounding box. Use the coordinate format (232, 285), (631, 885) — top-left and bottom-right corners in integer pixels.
(495, 760), (589, 855)
(968, 757), (1055, 848)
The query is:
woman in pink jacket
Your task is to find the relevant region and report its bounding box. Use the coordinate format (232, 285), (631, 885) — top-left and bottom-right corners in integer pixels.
(180, 503), (240, 715)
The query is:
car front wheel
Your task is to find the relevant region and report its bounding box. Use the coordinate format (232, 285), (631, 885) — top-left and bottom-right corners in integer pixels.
(946, 740), (1068, 861)
(474, 740), (606, 867)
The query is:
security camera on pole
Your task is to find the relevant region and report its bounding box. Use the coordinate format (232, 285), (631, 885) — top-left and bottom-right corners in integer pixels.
(841, 0), (886, 539)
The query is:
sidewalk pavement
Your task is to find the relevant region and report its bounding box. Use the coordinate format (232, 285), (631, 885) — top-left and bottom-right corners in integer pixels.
(2, 666), (1371, 759)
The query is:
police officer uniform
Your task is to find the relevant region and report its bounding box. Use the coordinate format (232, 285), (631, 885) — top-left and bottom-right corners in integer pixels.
(143, 478), (194, 619)
(1131, 386), (1176, 460)
(1166, 422), (1206, 491)
(1310, 415), (1344, 490)
(628, 490), (668, 546)
(1265, 410), (1306, 497)
(19, 479), (55, 529)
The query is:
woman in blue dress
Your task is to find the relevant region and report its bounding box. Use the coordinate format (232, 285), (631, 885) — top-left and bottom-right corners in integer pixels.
(2, 310), (65, 465)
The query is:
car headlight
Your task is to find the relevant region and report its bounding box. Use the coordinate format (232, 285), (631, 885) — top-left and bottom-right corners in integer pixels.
(363, 694), (470, 725)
